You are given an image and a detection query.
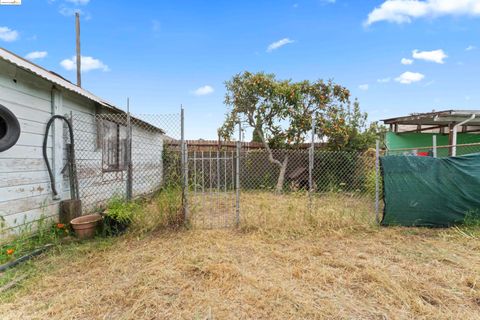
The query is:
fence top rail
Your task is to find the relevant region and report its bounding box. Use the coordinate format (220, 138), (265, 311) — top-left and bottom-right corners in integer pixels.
(387, 141), (480, 152)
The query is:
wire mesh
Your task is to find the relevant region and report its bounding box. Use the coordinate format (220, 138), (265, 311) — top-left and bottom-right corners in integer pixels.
(238, 149), (376, 194)
(71, 112), (181, 212)
(186, 146), (378, 229)
(71, 112), (380, 228)
(186, 149), (237, 228)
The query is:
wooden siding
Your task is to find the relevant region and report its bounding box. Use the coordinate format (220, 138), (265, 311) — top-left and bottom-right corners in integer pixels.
(0, 60), (58, 238)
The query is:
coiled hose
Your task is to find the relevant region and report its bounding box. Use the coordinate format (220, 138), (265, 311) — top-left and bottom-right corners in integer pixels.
(42, 115), (79, 200)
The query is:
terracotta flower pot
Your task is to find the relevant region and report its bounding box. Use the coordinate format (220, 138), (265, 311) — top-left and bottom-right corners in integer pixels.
(70, 214), (103, 240)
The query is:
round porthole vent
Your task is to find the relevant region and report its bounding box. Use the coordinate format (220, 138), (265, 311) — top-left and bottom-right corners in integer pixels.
(0, 104), (21, 153)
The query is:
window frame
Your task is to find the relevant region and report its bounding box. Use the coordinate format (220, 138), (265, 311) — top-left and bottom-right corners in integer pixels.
(100, 119), (128, 173)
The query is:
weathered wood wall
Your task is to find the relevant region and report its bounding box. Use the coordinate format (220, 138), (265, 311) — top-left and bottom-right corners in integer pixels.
(0, 59), (58, 238)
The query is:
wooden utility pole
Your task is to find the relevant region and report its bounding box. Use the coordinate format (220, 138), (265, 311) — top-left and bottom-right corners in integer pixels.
(75, 12), (81, 87)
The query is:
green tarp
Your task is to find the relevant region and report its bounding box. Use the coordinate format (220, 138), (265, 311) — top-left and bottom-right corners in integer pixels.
(381, 153), (480, 227)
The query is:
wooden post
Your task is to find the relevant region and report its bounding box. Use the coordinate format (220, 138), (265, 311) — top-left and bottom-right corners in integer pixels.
(75, 12), (81, 87)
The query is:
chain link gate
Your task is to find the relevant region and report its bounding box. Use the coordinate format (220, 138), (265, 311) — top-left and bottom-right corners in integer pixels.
(186, 150), (239, 228)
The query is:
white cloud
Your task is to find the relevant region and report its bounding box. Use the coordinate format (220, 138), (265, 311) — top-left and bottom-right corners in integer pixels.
(377, 77), (391, 83)
(466, 45), (476, 51)
(65, 0), (90, 4)
(0, 26), (19, 42)
(412, 49), (447, 64)
(424, 80), (435, 87)
(25, 51), (48, 60)
(401, 58), (414, 65)
(60, 56), (110, 72)
(358, 84), (369, 91)
(267, 38), (295, 52)
(193, 85), (214, 96)
(395, 71), (425, 84)
(365, 0), (480, 26)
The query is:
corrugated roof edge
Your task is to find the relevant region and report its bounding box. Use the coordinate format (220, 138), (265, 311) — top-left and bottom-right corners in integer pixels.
(0, 47), (122, 111)
(0, 47), (165, 134)
(381, 110), (480, 124)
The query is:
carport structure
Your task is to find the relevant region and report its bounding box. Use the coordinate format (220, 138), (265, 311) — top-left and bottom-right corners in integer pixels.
(382, 110), (480, 156)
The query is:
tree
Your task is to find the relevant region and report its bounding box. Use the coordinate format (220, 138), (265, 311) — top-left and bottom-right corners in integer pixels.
(323, 99), (386, 152)
(218, 71), (351, 192)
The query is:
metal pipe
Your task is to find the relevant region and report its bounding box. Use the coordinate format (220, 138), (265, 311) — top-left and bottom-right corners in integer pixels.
(452, 114), (476, 156)
(309, 114), (315, 211)
(180, 105), (187, 221)
(126, 98), (133, 201)
(235, 121), (241, 226)
(375, 140), (380, 224)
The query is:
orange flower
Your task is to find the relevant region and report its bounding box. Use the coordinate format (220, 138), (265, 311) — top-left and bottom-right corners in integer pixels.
(6, 249), (14, 255)
(57, 223), (65, 229)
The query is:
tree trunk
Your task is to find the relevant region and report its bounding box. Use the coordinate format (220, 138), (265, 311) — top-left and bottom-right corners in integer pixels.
(275, 155), (289, 193)
(257, 130), (289, 193)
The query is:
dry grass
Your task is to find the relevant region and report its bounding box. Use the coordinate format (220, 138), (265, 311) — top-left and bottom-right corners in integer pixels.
(1, 193), (479, 319)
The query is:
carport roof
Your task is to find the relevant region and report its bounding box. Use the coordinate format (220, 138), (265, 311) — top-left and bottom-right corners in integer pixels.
(382, 110), (480, 126)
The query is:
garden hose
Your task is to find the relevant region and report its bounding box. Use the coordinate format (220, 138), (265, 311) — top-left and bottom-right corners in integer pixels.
(43, 115), (79, 200)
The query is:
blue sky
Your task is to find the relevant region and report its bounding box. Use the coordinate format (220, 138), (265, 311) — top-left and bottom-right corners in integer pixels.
(0, 0), (479, 139)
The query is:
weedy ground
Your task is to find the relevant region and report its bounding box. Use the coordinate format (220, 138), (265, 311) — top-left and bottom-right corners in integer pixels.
(0, 192), (479, 319)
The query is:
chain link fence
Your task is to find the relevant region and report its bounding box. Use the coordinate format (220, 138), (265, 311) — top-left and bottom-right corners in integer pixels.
(71, 112), (182, 212)
(185, 146), (380, 229)
(70, 112), (385, 230)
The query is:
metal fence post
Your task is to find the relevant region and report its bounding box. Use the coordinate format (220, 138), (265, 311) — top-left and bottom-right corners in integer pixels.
(309, 114), (315, 210)
(375, 139), (380, 224)
(235, 121), (241, 226)
(181, 105), (188, 222)
(432, 135), (437, 158)
(184, 143), (189, 222)
(126, 98), (133, 201)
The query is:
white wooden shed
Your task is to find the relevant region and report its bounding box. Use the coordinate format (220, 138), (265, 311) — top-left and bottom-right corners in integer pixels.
(0, 47), (165, 239)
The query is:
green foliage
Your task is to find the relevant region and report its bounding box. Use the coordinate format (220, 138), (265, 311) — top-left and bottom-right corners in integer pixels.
(130, 186), (184, 234)
(219, 72), (385, 151)
(464, 210), (480, 228)
(0, 218), (68, 265)
(219, 72), (350, 148)
(325, 100), (387, 152)
(104, 197), (139, 225)
(162, 145), (182, 188)
(364, 166), (381, 199)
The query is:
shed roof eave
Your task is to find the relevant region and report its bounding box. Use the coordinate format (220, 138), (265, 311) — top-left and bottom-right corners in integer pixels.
(0, 47), (165, 134)
(382, 110), (480, 125)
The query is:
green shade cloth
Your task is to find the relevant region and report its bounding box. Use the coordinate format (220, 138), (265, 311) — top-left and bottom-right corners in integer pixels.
(381, 153), (480, 227)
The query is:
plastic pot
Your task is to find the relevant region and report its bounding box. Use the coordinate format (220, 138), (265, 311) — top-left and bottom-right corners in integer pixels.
(70, 214), (103, 240)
